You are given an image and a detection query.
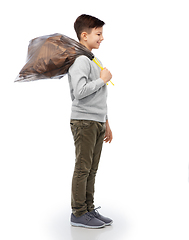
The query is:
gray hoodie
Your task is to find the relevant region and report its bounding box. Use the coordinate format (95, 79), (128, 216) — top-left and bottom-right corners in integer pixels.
(68, 55), (108, 122)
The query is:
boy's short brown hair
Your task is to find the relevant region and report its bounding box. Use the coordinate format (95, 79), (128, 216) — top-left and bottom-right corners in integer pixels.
(74, 14), (105, 41)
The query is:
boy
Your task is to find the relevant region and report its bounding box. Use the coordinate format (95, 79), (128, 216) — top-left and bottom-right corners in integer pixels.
(68, 14), (113, 229)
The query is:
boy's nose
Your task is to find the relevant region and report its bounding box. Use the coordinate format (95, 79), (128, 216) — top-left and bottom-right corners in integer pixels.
(101, 35), (104, 41)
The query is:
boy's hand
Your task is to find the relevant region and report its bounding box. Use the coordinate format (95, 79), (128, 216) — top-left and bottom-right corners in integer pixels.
(104, 119), (113, 143)
(100, 68), (112, 84)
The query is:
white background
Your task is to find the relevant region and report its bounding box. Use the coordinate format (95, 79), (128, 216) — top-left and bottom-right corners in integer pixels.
(0, 0), (189, 239)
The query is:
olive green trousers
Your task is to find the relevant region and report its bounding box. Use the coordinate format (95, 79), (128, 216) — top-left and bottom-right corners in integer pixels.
(70, 120), (106, 217)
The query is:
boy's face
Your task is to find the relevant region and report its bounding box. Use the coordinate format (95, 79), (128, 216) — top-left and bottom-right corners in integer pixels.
(81, 27), (104, 51)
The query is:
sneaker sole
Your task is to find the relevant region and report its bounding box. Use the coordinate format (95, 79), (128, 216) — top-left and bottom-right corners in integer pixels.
(105, 220), (113, 226)
(71, 222), (105, 229)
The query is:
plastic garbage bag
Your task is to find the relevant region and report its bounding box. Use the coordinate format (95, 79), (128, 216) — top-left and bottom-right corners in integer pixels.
(15, 33), (94, 82)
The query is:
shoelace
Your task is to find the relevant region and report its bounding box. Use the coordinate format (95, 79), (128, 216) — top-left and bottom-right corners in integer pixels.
(85, 206), (102, 221)
(92, 206), (101, 217)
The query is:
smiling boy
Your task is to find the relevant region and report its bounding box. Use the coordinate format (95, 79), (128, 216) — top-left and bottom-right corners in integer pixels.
(68, 14), (113, 229)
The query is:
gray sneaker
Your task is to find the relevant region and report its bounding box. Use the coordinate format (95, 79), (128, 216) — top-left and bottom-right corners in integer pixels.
(71, 212), (105, 229)
(90, 207), (113, 226)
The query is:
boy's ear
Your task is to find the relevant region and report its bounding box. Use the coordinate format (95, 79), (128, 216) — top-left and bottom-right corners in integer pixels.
(81, 32), (88, 41)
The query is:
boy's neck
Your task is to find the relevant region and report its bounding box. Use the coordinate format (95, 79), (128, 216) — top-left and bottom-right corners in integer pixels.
(79, 41), (92, 52)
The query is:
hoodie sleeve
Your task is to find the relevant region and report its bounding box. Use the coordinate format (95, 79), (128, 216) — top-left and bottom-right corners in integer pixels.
(69, 56), (105, 100)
